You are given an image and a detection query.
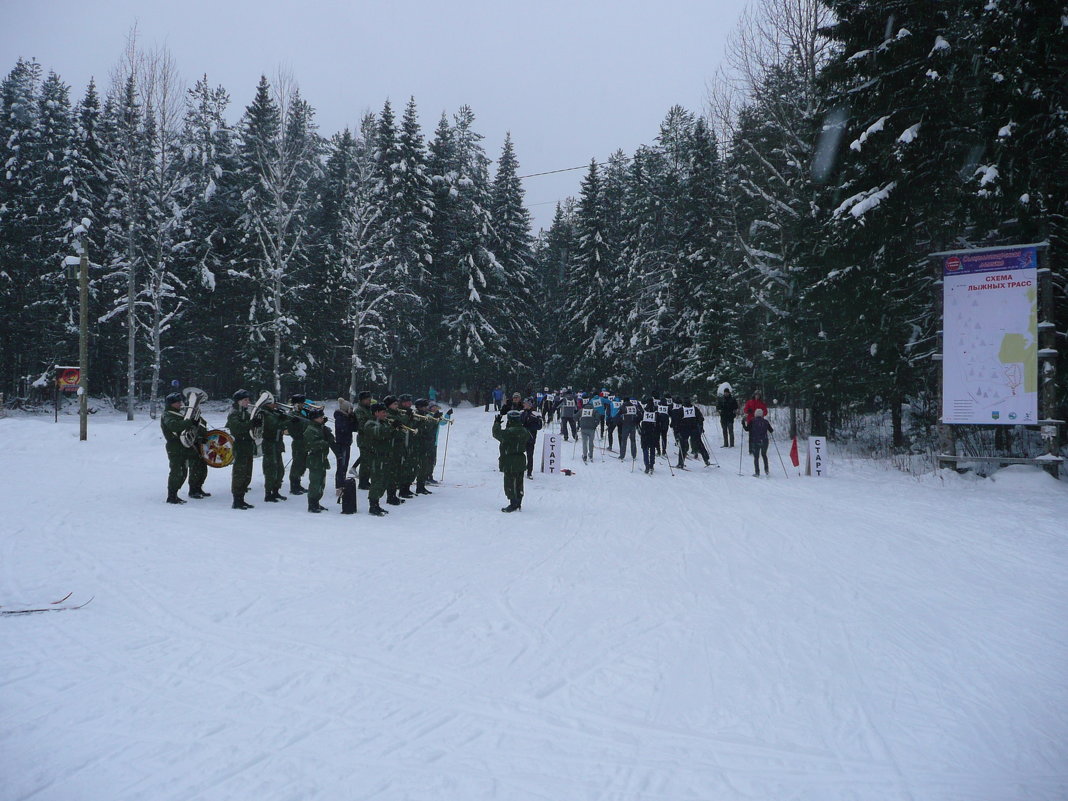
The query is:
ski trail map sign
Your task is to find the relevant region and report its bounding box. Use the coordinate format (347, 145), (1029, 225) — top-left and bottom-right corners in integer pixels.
(942, 246), (1039, 425)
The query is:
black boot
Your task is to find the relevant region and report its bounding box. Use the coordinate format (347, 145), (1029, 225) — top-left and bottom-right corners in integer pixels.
(416, 482), (432, 495)
(386, 489), (403, 506)
(424, 478), (440, 486)
(273, 489), (288, 501)
(290, 483), (307, 496)
(232, 494), (254, 510)
(501, 500), (519, 513)
(188, 487), (210, 499)
(265, 491), (280, 502)
(399, 485), (415, 499)
(308, 502), (328, 513)
(369, 501), (388, 516)
(166, 493), (186, 504)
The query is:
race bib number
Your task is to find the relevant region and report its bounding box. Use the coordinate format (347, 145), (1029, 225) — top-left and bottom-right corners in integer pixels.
(672, 403), (682, 410)
(546, 394), (556, 403)
(612, 401), (623, 410)
(581, 408), (594, 417)
(643, 412), (656, 423)
(625, 405), (637, 416)
(657, 405), (668, 415)
(565, 399), (575, 408)
(683, 406), (696, 418)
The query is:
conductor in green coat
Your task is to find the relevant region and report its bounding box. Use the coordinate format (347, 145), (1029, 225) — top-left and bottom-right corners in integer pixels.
(492, 409), (531, 513)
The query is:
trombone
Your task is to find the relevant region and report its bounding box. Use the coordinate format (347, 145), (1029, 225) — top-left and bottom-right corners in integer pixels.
(411, 411), (454, 425)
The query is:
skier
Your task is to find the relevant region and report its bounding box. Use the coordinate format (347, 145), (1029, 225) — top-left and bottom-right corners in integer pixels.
(287, 393), (309, 495)
(160, 392), (202, 504)
(578, 402), (599, 463)
(655, 396), (671, 456)
(742, 389), (769, 428)
(675, 397), (711, 468)
(227, 389), (256, 510)
(492, 386), (505, 412)
(542, 388), (558, 423)
(748, 408), (774, 476)
(492, 409), (531, 512)
(605, 394), (623, 450)
(717, 388), (738, 447)
(520, 397), (544, 479)
(617, 397), (640, 461)
(556, 389), (580, 441)
(304, 407), (334, 513)
(639, 400), (660, 474)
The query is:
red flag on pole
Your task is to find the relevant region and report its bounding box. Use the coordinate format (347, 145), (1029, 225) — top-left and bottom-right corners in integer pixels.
(789, 437), (800, 467)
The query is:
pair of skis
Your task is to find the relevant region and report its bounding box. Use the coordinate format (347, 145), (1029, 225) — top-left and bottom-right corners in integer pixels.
(1, 592), (94, 616)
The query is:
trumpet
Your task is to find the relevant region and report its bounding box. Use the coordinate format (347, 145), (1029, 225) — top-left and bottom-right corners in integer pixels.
(411, 411), (454, 425)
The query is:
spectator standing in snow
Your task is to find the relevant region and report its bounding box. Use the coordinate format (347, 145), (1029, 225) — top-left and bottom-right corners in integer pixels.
(717, 388), (738, 447)
(520, 398), (543, 479)
(748, 408), (773, 476)
(492, 386), (505, 412)
(742, 389), (768, 430)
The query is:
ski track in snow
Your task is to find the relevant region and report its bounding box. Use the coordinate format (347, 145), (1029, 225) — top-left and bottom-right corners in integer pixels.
(1, 407), (1067, 800)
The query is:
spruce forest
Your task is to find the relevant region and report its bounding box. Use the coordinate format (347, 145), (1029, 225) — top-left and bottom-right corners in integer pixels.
(1, 0), (1065, 447)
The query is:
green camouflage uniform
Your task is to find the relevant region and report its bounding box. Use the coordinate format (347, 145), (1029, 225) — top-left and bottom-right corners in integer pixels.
(492, 416), (532, 504)
(288, 415), (308, 491)
(227, 406), (255, 497)
(386, 408), (410, 492)
(261, 408), (288, 494)
(362, 417), (395, 504)
(304, 420), (335, 509)
(161, 408), (199, 496)
(416, 413), (439, 483)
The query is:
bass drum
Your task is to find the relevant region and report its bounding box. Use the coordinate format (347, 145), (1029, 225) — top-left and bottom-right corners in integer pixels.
(198, 429), (235, 468)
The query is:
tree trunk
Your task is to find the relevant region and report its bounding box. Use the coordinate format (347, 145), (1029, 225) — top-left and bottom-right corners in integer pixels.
(891, 395), (904, 450)
(125, 228), (137, 421)
(348, 325), (360, 401)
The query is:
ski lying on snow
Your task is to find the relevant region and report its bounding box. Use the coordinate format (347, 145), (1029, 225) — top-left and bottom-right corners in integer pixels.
(1, 596), (94, 615)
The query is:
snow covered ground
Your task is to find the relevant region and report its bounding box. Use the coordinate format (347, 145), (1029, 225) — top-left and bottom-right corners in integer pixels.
(2, 405), (1067, 801)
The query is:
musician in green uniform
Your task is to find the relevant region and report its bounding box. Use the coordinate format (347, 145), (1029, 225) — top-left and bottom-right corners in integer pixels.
(353, 390), (374, 489)
(304, 407), (334, 513)
(227, 389), (255, 510)
(361, 402), (392, 517)
(287, 393), (309, 495)
(261, 399), (288, 502)
(412, 398), (437, 495)
(383, 395), (407, 506)
(161, 392), (200, 504)
(396, 394), (419, 498)
(492, 409), (531, 512)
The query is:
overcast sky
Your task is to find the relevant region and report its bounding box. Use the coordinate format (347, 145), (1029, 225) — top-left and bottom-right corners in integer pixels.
(1, 0), (748, 230)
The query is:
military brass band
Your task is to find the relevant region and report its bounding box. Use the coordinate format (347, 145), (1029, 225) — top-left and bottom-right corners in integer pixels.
(162, 388), (453, 516)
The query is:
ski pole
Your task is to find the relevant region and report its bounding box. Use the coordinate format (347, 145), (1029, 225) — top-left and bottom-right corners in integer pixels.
(438, 415), (452, 482)
(701, 432), (720, 467)
(771, 432), (789, 478)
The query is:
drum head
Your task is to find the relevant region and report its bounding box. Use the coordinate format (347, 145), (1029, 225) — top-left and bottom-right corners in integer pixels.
(199, 429), (235, 468)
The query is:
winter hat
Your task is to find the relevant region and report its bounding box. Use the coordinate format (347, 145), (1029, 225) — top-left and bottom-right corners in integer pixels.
(308, 407), (326, 421)
(232, 389), (251, 402)
(358, 390), (372, 401)
(398, 393), (413, 404)
(338, 397), (353, 414)
(289, 393), (306, 405)
(506, 409), (523, 420)
(165, 392), (183, 406)
(754, 408), (764, 417)
(415, 398), (430, 408)
(370, 402), (387, 414)
(382, 395), (399, 407)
